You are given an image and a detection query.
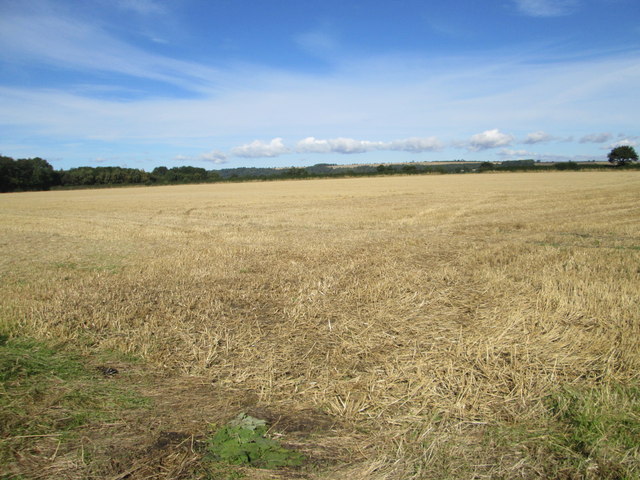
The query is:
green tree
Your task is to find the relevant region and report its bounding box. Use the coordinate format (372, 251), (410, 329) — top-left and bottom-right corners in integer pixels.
(28, 157), (56, 190)
(479, 161), (495, 172)
(282, 167), (308, 178)
(0, 156), (56, 191)
(0, 155), (17, 192)
(607, 145), (638, 166)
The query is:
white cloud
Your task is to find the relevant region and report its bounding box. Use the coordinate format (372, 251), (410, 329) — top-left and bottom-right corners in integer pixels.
(388, 137), (443, 153)
(580, 132), (613, 143)
(0, 1), (638, 165)
(199, 150), (228, 164)
(605, 139), (637, 149)
(296, 137), (384, 154)
(513, 0), (579, 17)
(468, 129), (514, 151)
(231, 138), (289, 158)
(522, 130), (555, 144)
(2, 43), (638, 153)
(170, 136), (443, 162)
(328, 138), (382, 154)
(295, 137), (332, 153)
(499, 148), (533, 158)
(295, 136), (443, 155)
(174, 150), (227, 164)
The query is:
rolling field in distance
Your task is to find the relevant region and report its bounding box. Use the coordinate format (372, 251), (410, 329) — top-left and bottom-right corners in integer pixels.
(1, 171), (639, 479)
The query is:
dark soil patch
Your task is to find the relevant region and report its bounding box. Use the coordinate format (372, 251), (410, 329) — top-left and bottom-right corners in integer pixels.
(83, 375), (356, 479)
(246, 407), (340, 434)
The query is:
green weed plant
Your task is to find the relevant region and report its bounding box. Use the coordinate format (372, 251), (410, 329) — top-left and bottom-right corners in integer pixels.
(206, 413), (304, 469)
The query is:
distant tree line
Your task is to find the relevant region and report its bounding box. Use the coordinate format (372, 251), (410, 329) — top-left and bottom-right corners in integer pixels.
(1, 153), (637, 193)
(0, 157), (224, 192)
(0, 156), (57, 192)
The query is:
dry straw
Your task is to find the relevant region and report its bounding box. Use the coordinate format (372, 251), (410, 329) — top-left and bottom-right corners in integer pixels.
(1, 171), (639, 478)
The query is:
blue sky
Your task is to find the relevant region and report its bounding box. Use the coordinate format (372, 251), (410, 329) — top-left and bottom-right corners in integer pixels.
(1, 0), (638, 170)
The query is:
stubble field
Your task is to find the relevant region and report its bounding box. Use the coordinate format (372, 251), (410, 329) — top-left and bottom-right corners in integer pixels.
(1, 171), (639, 479)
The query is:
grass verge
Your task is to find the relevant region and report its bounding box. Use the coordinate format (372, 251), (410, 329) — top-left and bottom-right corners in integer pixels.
(0, 335), (150, 470)
(487, 383), (640, 479)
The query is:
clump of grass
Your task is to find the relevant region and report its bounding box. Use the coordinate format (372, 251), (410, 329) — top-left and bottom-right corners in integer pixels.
(0, 335), (84, 382)
(205, 413), (304, 469)
(0, 336), (149, 465)
(546, 384), (640, 478)
(486, 383), (640, 479)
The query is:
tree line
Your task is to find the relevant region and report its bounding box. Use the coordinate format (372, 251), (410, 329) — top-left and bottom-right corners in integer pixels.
(0, 156), (225, 192)
(1, 150), (638, 193)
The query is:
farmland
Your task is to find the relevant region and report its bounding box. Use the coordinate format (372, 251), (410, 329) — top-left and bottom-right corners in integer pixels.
(1, 171), (639, 479)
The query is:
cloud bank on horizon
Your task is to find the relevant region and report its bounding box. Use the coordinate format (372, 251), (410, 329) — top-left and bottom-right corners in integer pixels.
(0, 0), (638, 169)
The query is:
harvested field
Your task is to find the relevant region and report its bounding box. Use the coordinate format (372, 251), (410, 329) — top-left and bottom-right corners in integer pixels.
(1, 171), (639, 479)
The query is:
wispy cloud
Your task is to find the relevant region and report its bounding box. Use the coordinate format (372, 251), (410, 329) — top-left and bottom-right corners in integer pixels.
(468, 129), (514, 151)
(0, 1), (638, 167)
(580, 132), (613, 143)
(499, 148), (535, 158)
(2, 45), (638, 151)
(0, 8), (220, 93)
(114, 0), (165, 15)
(388, 137), (443, 153)
(174, 151), (227, 164)
(499, 148), (599, 162)
(295, 27), (340, 57)
(199, 150), (228, 164)
(522, 130), (556, 144)
(513, 0), (580, 17)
